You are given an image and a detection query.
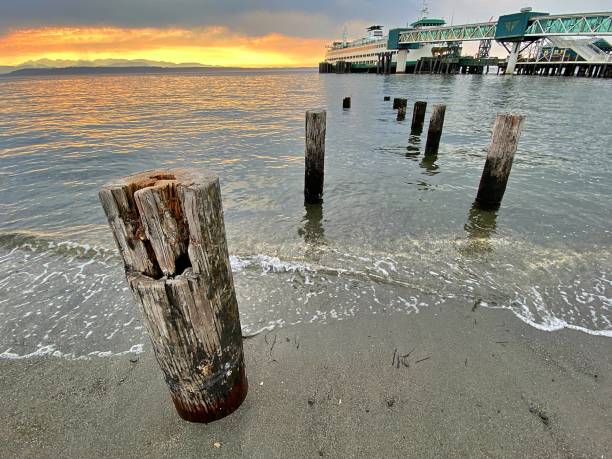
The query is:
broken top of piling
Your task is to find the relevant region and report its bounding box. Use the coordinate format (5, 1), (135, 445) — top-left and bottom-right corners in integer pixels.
(99, 169), (226, 279)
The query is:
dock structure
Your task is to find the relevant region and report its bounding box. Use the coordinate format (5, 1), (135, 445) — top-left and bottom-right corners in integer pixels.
(319, 9), (612, 78)
(415, 57), (500, 75)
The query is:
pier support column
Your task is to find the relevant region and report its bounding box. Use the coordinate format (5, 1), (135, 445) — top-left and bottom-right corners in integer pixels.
(505, 42), (521, 76)
(396, 50), (408, 74)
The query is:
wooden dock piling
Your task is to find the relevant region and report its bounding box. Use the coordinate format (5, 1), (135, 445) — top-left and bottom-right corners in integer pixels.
(397, 104), (406, 121)
(99, 169), (248, 423)
(304, 110), (327, 204)
(475, 114), (524, 209)
(424, 104), (446, 156)
(410, 101), (427, 135)
(393, 98), (408, 111)
(343, 97), (351, 109)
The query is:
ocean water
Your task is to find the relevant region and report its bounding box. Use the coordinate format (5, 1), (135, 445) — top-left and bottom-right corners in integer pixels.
(0, 69), (610, 359)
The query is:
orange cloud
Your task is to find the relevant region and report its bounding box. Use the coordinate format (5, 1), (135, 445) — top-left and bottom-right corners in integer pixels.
(0, 26), (327, 67)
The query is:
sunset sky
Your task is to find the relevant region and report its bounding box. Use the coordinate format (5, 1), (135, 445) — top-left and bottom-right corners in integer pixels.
(1, 0), (609, 67)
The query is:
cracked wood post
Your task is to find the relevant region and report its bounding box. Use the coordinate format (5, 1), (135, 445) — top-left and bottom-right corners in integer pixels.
(343, 97), (351, 109)
(424, 104), (446, 156)
(99, 169), (248, 423)
(304, 110), (327, 204)
(475, 114), (525, 209)
(410, 101), (427, 135)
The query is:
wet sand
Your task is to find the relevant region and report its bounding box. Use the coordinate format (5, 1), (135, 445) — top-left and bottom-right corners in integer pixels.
(1, 302), (610, 458)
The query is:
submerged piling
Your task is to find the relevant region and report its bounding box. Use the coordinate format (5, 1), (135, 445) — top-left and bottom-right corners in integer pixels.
(343, 97), (351, 109)
(475, 114), (524, 209)
(410, 101), (427, 135)
(99, 169), (248, 423)
(304, 110), (327, 204)
(424, 104), (446, 156)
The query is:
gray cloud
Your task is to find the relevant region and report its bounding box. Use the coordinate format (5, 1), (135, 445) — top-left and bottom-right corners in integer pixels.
(0, 0), (609, 38)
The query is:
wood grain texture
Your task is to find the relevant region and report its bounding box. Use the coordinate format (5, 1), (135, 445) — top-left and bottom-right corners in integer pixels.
(411, 101), (427, 135)
(304, 110), (327, 204)
(99, 169), (247, 423)
(476, 114), (525, 209)
(424, 104), (447, 156)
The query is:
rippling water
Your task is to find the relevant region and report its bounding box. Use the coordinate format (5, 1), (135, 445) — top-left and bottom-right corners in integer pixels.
(0, 69), (610, 358)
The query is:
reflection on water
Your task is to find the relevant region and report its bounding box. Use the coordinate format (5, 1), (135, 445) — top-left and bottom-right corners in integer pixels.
(298, 203), (325, 246)
(419, 154), (439, 174)
(406, 134), (421, 156)
(463, 204), (499, 253)
(0, 69), (611, 357)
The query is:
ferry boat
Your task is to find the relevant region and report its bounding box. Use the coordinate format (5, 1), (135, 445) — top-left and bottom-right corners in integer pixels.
(321, 8), (447, 74)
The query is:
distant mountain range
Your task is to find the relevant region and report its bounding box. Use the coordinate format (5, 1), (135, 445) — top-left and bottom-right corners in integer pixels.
(0, 58), (212, 75)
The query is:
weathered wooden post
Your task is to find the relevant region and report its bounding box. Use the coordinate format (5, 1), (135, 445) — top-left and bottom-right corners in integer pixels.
(475, 114), (525, 209)
(397, 104), (406, 121)
(410, 101), (427, 135)
(424, 104), (446, 156)
(304, 110), (327, 204)
(343, 97), (351, 109)
(393, 98), (407, 110)
(99, 169), (248, 423)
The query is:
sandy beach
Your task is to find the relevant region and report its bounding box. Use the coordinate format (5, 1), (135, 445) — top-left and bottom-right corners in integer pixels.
(2, 299), (610, 458)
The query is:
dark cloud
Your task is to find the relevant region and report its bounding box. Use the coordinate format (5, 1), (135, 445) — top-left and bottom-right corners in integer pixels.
(0, 0), (607, 38)
(0, 0), (418, 37)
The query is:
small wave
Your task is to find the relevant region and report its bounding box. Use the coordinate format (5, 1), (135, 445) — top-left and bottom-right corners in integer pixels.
(0, 230), (116, 261)
(506, 307), (612, 338)
(0, 343), (145, 361)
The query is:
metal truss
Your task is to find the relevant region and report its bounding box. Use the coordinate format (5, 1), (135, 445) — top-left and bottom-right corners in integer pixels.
(477, 39), (492, 58)
(398, 22), (497, 44)
(525, 13), (612, 37)
(397, 12), (612, 46)
(524, 39), (575, 63)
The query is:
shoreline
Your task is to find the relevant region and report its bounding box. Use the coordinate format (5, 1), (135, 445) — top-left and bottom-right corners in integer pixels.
(2, 302), (610, 457)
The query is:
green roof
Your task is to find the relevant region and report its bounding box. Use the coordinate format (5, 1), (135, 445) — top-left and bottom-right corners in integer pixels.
(410, 18), (446, 27)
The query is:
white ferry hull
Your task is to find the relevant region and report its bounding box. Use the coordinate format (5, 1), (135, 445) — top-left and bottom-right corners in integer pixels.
(324, 41), (436, 73)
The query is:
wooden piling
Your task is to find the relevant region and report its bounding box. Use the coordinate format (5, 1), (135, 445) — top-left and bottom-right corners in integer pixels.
(304, 110), (327, 204)
(475, 114), (525, 209)
(343, 97), (351, 109)
(424, 104), (446, 156)
(99, 169), (248, 423)
(410, 101), (427, 135)
(393, 98), (407, 111)
(397, 104), (406, 121)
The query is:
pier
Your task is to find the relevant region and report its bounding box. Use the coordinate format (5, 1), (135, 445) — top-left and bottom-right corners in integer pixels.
(319, 9), (612, 77)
